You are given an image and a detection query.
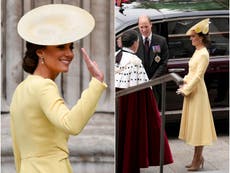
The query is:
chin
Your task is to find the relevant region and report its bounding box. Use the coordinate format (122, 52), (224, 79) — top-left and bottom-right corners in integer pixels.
(62, 69), (69, 72)
(61, 65), (70, 72)
(59, 67), (69, 73)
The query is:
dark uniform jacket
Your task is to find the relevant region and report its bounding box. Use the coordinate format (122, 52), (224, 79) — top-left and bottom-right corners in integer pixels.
(136, 33), (169, 79)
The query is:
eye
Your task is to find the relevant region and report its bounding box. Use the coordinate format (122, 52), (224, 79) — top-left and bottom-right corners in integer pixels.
(69, 44), (74, 50)
(57, 45), (65, 49)
(56, 44), (74, 51)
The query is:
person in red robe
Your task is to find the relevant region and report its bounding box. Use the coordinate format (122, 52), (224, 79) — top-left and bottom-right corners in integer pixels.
(115, 30), (173, 173)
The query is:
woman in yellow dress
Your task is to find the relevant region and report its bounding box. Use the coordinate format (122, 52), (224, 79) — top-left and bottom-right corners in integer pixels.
(10, 4), (107, 173)
(177, 18), (217, 171)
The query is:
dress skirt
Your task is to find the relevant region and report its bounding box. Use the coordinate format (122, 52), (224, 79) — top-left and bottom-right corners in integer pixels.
(117, 87), (173, 173)
(179, 79), (217, 146)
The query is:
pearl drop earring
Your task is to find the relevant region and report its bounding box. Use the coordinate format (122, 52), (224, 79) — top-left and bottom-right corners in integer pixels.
(41, 57), (44, 64)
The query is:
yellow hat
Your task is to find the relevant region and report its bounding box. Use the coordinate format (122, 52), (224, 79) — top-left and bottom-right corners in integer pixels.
(17, 4), (95, 45)
(186, 18), (210, 36)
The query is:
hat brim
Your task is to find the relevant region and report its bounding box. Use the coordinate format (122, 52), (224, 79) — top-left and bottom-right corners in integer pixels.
(17, 4), (95, 45)
(186, 18), (210, 36)
(186, 26), (196, 36)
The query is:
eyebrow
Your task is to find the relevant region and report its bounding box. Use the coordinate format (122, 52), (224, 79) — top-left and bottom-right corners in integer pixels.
(57, 43), (73, 47)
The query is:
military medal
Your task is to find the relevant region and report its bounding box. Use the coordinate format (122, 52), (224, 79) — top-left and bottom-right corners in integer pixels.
(152, 45), (161, 63)
(152, 45), (161, 53)
(154, 55), (161, 63)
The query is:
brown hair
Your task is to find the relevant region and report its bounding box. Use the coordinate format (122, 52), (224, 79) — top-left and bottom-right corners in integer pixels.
(198, 32), (211, 47)
(23, 42), (45, 74)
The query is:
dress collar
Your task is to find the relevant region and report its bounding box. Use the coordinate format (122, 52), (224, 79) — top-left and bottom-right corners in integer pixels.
(122, 47), (135, 54)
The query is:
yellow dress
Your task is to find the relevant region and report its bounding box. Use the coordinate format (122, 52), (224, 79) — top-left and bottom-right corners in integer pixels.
(179, 47), (217, 146)
(10, 75), (107, 173)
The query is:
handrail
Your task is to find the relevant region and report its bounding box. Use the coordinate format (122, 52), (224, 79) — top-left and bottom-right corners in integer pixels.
(116, 72), (183, 97)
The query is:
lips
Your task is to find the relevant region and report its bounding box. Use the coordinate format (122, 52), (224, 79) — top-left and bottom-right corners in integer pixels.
(59, 58), (72, 65)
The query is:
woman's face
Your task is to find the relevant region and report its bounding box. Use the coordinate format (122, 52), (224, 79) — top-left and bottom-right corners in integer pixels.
(40, 43), (74, 74)
(190, 31), (203, 47)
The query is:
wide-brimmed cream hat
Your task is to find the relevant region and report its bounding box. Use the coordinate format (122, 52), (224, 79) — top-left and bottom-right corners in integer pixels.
(186, 18), (210, 36)
(17, 4), (95, 45)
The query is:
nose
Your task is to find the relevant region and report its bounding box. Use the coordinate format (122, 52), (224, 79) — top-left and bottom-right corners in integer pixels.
(65, 48), (74, 57)
(142, 28), (146, 32)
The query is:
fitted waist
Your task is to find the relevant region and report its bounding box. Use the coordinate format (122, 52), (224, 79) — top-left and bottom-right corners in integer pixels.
(21, 149), (69, 160)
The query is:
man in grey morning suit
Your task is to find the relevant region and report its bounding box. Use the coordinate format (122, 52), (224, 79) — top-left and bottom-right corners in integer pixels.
(136, 15), (169, 108)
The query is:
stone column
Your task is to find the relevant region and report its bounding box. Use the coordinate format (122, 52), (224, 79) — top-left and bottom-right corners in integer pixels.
(90, 0), (115, 111)
(5, 0), (23, 106)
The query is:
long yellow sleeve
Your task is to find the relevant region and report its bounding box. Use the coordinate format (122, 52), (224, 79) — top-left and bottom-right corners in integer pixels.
(181, 54), (208, 96)
(38, 77), (107, 135)
(10, 75), (107, 172)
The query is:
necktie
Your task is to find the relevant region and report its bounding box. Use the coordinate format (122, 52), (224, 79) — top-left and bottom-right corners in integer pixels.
(144, 37), (150, 68)
(144, 37), (149, 53)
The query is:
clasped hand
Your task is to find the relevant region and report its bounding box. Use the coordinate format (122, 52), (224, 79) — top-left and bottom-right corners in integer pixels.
(176, 83), (185, 96)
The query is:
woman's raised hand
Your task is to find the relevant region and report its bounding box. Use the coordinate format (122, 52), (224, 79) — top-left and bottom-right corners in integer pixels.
(81, 48), (104, 82)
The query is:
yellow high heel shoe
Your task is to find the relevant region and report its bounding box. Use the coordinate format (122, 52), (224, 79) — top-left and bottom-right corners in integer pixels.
(187, 158), (204, 171)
